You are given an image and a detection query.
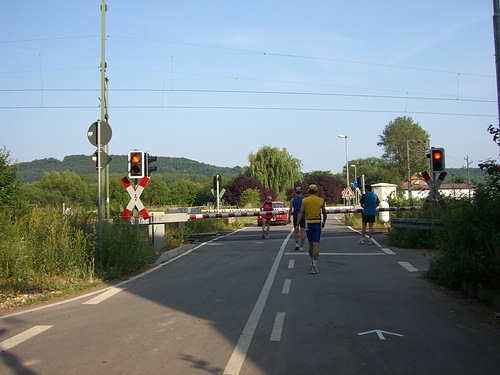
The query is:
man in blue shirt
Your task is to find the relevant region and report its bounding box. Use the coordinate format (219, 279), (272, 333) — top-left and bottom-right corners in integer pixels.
(288, 186), (305, 251)
(358, 184), (380, 245)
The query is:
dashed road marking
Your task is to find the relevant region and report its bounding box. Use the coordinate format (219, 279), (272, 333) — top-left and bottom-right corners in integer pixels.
(223, 230), (293, 374)
(270, 312), (286, 342)
(83, 287), (124, 305)
(282, 279), (291, 294)
(0, 326), (53, 352)
(398, 261), (419, 272)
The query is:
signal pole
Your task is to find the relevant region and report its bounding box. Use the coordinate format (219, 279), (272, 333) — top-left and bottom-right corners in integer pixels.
(493, 0), (500, 134)
(100, 0), (109, 220)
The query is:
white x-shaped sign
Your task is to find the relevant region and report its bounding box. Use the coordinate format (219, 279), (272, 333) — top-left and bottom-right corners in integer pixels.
(421, 171), (447, 207)
(120, 176), (150, 219)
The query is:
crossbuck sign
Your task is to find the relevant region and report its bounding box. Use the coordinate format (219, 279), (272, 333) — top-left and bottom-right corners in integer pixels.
(421, 170), (447, 208)
(120, 176), (150, 219)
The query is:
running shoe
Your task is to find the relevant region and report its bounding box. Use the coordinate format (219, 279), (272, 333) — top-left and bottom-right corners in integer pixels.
(299, 247), (304, 252)
(358, 238), (365, 244)
(310, 266), (319, 274)
(262, 233), (265, 239)
(295, 245), (299, 251)
(367, 239), (373, 245)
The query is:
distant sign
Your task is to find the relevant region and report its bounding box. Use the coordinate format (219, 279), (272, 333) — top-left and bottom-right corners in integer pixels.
(87, 120), (112, 147)
(342, 186), (355, 199)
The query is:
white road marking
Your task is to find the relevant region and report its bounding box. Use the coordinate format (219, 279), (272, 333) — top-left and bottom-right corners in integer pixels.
(398, 261), (419, 272)
(282, 279), (291, 294)
(285, 252), (385, 256)
(0, 325), (53, 352)
(358, 329), (404, 340)
(270, 312), (286, 342)
(381, 248), (396, 255)
(288, 259), (295, 268)
(83, 287), (125, 305)
(223, 231), (293, 375)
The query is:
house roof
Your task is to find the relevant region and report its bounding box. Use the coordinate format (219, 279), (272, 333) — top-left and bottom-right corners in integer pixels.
(401, 173), (474, 190)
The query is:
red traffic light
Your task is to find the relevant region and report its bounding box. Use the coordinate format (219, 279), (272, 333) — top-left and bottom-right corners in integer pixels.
(432, 151), (442, 160)
(131, 154), (141, 164)
(430, 148), (445, 173)
(128, 150), (145, 178)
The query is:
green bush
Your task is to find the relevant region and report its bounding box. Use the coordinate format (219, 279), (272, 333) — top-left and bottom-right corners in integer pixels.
(0, 206), (95, 295)
(387, 194), (445, 249)
(0, 206), (158, 301)
(427, 184), (500, 290)
(388, 226), (440, 249)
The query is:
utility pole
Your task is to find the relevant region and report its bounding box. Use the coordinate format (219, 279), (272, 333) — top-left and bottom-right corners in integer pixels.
(100, 0), (109, 220)
(464, 156), (473, 198)
(493, 0), (500, 133)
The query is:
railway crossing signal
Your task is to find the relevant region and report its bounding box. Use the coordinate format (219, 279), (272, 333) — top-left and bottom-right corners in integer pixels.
(120, 176), (150, 219)
(128, 150), (145, 179)
(430, 147), (445, 173)
(146, 153), (157, 176)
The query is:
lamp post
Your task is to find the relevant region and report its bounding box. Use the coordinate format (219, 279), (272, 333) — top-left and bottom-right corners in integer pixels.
(350, 164), (357, 204)
(338, 134), (349, 205)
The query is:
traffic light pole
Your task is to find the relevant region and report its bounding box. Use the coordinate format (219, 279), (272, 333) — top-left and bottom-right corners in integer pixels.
(216, 178), (220, 210)
(97, 0), (107, 267)
(493, 0), (500, 133)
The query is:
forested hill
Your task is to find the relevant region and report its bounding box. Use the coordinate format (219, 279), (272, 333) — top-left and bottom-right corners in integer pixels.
(17, 154), (243, 183)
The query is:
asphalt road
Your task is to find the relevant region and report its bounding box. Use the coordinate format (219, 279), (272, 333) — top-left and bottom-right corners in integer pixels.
(1, 217), (499, 375)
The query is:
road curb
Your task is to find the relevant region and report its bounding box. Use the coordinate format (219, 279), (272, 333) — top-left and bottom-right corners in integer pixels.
(154, 243), (196, 265)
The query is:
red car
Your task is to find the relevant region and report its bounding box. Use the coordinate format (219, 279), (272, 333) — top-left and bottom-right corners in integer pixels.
(257, 201), (288, 226)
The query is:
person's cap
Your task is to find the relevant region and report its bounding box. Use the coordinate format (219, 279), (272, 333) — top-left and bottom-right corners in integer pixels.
(266, 195), (272, 200)
(308, 184), (318, 192)
(295, 186), (302, 193)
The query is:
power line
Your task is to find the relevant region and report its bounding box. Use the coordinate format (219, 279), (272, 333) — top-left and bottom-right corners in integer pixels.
(0, 87), (495, 103)
(0, 103), (495, 117)
(110, 35), (493, 78)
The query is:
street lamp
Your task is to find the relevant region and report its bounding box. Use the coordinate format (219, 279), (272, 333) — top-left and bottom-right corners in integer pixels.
(350, 164), (357, 181)
(338, 134), (349, 205)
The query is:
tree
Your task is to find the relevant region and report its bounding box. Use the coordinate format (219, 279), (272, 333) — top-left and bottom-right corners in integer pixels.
(248, 146), (302, 194)
(377, 116), (430, 181)
(224, 175), (264, 206)
(142, 174), (169, 206)
(349, 157), (401, 186)
(239, 188), (261, 207)
(0, 147), (19, 207)
(168, 178), (200, 206)
(24, 170), (94, 207)
(299, 174), (343, 204)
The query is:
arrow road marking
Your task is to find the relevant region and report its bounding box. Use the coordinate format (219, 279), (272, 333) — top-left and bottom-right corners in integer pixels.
(0, 325), (53, 352)
(358, 329), (404, 340)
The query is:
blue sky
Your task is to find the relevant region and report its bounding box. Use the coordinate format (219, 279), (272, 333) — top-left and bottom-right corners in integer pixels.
(1, 0), (499, 175)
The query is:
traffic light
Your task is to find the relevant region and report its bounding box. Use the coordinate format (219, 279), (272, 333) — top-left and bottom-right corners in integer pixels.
(213, 175), (221, 192)
(355, 174), (365, 192)
(128, 150), (145, 179)
(430, 147), (445, 173)
(146, 152), (157, 176)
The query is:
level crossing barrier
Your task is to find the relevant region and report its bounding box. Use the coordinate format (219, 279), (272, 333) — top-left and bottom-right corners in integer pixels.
(138, 205), (422, 250)
(137, 206), (422, 223)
